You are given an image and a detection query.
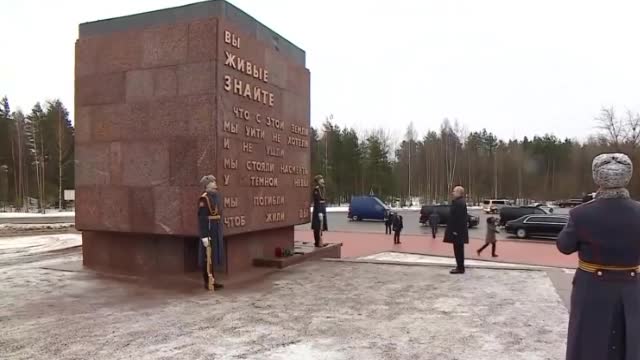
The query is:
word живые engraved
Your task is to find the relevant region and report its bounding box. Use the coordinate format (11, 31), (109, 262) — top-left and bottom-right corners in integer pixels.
(224, 51), (269, 83)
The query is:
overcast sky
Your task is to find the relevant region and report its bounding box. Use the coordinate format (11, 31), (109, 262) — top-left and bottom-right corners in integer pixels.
(2, 0), (639, 142)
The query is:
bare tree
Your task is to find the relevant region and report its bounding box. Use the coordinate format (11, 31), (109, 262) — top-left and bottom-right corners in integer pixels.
(624, 109), (640, 149)
(596, 106), (624, 149)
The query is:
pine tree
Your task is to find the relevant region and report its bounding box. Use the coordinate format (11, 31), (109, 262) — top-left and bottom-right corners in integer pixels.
(25, 103), (47, 211)
(45, 100), (74, 209)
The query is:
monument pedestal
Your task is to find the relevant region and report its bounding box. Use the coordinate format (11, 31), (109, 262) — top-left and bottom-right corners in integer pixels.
(76, 1), (313, 288)
(82, 226), (300, 278)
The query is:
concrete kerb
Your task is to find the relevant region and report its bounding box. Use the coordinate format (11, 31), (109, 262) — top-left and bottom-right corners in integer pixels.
(374, 250), (575, 270)
(323, 258), (550, 272)
(322, 251), (570, 272)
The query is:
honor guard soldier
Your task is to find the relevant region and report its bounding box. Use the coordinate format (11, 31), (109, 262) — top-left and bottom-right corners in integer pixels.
(558, 153), (640, 360)
(311, 175), (328, 247)
(198, 175), (224, 291)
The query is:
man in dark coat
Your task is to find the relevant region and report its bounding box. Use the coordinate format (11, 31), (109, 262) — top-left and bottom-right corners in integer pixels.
(198, 175), (223, 290)
(557, 153), (640, 360)
(311, 175), (328, 247)
(444, 186), (469, 274)
(429, 211), (440, 239)
(392, 214), (403, 244)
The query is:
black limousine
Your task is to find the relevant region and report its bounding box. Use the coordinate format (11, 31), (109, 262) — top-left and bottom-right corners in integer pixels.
(505, 214), (569, 239)
(498, 205), (552, 226)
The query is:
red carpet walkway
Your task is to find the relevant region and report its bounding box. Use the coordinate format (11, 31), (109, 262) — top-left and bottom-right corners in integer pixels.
(295, 230), (578, 268)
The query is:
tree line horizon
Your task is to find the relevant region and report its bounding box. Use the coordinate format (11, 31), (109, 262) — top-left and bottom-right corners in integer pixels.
(311, 106), (640, 205)
(1, 93), (638, 209)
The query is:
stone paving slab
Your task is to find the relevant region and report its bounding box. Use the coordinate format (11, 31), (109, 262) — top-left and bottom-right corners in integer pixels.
(296, 229), (578, 268)
(0, 233), (568, 360)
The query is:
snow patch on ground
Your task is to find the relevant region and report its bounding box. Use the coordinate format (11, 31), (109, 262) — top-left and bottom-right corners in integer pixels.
(0, 235), (569, 359)
(0, 223), (75, 232)
(0, 211), (75, 218)
(0, 233), (81, 254)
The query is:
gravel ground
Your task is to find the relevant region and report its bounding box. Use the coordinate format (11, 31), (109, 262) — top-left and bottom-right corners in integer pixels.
(0, 235), (568, 360)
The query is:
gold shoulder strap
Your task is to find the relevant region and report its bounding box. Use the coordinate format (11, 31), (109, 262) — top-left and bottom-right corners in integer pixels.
(200, 193), (217, 215)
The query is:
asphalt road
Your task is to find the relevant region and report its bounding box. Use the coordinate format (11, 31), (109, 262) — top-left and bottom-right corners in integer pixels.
(295, 208), (570, 241)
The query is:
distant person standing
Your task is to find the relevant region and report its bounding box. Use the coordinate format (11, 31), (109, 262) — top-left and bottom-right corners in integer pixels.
(429, 211), (440, 239)
(477, 217), (499, 257)
(393, 214), (404, 244)
(557, 153), (640, 360)
(444, 186), (469, 274)
(384, 211), (394, 235)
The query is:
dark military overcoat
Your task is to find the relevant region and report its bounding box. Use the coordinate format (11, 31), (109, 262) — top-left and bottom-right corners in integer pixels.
(557, 198), (640, 360)
(311, 185), (328, 231)
(198, 191), (224, 267)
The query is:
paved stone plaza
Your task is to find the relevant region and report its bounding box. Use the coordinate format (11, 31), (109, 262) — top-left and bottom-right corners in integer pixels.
(1, 235), (568, 359)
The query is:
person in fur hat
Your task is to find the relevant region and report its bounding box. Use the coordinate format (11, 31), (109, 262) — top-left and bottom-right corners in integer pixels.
(558, 153), (640, 359)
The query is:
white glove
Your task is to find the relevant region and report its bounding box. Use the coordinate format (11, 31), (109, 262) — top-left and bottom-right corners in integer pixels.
(201, 237), (209, 247)
(319, 213), (324, 220)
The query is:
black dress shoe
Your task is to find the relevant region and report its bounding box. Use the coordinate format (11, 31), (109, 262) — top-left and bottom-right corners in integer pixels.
(450, 268), (465, 274)
(213, 283), (224, 290)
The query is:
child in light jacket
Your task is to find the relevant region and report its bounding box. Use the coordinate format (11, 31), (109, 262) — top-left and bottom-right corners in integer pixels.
(477, 217), (499, 257)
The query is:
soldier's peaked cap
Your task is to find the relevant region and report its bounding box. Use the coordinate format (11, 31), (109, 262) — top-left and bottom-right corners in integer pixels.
(314, 175), (324, 182)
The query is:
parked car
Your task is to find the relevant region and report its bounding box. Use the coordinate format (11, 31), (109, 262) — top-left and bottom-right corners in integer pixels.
(419, 205), (480, 228)
(498, 206), (551, 226)
(348, 195), (390, 221)
(482, 199), (512, 214)
(557, 199), (584, 208)
(505, 214), (569, 239)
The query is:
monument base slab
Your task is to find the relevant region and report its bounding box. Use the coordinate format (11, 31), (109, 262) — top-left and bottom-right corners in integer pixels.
(253, 242), (343, 269)
(81, 226), (301, 281)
